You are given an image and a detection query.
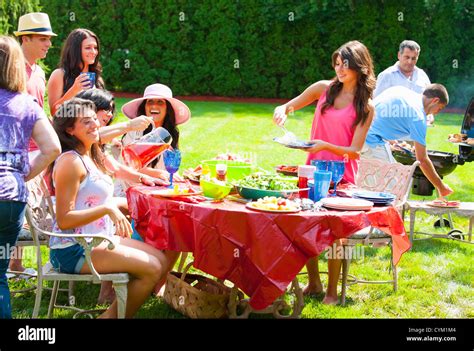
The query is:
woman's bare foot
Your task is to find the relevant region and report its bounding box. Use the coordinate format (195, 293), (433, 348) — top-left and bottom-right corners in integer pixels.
(97, 308), (115, 319)
(97, 281), (116, 305)
(322, 295), (339, 305)
(303, 283), (324, 296)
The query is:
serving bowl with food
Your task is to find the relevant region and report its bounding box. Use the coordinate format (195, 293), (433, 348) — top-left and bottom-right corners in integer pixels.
(234, 173), (303, 200)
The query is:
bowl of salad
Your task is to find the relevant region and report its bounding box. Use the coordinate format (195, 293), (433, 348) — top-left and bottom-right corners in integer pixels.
(234, 173), (303, 200)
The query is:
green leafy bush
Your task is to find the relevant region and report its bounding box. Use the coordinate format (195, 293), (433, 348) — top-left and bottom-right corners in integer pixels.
(2, 0), (472, 107)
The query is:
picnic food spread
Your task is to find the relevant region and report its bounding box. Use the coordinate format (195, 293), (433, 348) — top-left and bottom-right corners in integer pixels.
(246, 196), (300, 212)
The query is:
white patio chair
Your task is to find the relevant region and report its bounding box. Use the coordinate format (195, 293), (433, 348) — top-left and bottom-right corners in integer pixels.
(338, 158), (419, 305)
(25, 176), (129, 318)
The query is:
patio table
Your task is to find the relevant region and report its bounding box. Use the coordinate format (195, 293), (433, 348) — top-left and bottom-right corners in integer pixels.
(127, 185), (411, 310)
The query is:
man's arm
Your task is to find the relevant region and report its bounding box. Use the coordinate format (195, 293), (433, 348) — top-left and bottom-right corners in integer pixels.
(414, 142), (453, 197)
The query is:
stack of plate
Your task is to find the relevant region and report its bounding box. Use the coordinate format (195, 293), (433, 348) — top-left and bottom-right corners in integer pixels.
(352, 191), (396, 206)
(320, 197), (374, 211)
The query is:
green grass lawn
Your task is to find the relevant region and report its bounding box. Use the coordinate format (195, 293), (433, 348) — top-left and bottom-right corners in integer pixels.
(10, 99), (473, 318)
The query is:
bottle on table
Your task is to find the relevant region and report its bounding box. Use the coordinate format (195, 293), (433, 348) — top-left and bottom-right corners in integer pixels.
(215, 163), (227, 182)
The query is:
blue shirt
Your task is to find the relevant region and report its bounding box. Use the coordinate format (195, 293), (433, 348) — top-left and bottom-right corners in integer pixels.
(366, 86), (427, 147)
(0, 89), (45, 202)
(374, 62), (431, 97)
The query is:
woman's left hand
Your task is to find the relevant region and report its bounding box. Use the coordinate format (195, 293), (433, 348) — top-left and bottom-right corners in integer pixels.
(140, 175), (169, 187)
(307, 140), (327, 153)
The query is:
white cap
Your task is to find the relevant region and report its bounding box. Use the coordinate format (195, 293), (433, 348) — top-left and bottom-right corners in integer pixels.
(298, 165), (316, 178)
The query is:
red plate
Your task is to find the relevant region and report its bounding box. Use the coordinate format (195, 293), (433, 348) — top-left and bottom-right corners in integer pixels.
(275, 165), (298, 176)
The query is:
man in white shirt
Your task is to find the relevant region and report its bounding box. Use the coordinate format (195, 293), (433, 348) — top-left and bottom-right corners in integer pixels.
(375, 40), (434, 126)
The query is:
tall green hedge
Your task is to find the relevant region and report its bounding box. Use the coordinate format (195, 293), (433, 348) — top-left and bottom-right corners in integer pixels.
(3, 0), (473, 107)
(0, 0), (41, 35)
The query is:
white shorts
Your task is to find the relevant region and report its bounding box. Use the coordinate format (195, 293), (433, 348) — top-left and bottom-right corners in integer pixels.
(361, 142), (396, 163)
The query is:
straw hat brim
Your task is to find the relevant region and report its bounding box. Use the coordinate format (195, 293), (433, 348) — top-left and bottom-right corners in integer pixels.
(122, 95), (191, 125)
(14, 30), (57, 37)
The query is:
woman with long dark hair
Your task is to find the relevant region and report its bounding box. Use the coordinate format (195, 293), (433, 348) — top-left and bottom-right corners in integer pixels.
(47, 28), (152, 144)
(120, 83), (190, 180)
(48, 98), (168, 318)
(47, 28), (104, 116)
(120, 83), (190, 295)
(273, 40), (376, 304)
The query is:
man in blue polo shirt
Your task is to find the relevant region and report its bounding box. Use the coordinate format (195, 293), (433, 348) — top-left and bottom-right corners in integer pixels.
(363, 84), (453, 197)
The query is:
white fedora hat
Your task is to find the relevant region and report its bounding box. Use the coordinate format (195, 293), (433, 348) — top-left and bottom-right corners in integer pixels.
(14, 12), (57, 37)
(122, 84), (191, 125)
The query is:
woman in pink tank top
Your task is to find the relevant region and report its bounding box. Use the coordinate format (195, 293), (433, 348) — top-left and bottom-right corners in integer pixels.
(273, 41), (376, 304)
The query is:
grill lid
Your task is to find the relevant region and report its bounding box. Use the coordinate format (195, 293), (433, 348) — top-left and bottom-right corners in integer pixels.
(459, 97), (474, 161)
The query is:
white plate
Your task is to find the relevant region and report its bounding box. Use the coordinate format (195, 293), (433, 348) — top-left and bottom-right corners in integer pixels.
(246, 202), (301, 213)
(150, 189), (203, 197)
(273, 137), (315, 150)
(321, 197), (374, 211)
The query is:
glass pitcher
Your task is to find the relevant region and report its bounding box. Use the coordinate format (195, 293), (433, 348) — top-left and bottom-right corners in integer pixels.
(122, 126), (172, 169)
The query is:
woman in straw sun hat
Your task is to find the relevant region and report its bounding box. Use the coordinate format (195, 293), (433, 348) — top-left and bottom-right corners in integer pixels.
(121, 83), (191, 169)
(118, 82), (190, 196)
(120, 83), (190, 296)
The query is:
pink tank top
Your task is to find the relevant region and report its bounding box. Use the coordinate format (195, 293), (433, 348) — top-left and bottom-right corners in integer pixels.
(306, 89), (359, 184)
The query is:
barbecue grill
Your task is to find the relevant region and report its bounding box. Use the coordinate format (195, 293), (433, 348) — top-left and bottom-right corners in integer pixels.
(393, 97), (474, 196)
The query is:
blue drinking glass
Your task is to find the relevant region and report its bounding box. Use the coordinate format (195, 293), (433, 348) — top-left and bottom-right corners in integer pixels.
(311, 160), (329, 172)
(163, 149), (182, 188)
(313, 171), (332, 202)
(328, 160), (345, 196)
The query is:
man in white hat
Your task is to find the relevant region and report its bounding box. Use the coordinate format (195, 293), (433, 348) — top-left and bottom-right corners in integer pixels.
(14, 12), (57, 109)
(10, 13), (56, 276)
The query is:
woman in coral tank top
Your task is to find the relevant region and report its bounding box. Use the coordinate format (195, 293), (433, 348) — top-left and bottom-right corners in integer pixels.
(273, 40), (376, 304)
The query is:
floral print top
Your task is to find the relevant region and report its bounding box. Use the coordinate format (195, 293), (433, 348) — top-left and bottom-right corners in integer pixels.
(50, 150), (115, 249)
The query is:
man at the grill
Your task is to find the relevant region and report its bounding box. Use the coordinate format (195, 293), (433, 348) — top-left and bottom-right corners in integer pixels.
(375, 40), (434, 126)
(362, 84), (454, 197)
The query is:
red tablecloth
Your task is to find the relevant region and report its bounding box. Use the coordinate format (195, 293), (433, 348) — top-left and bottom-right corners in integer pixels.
(127, 186), (411, 310)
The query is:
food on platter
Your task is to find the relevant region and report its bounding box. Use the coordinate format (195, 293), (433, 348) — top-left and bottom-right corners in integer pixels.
(448, 133), (467, 143)
(247, 196), (300, 212)
(152, 185), (201, 197)
(391, 140), (415, 153)
(183, 165), (202, 182)
(234, 173), (298, 191)
(427, 199), (461, 208)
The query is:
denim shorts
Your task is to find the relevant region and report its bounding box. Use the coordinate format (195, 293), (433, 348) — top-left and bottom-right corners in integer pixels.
(130, 220), (144, 242)
(50, 244), (86, 274)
